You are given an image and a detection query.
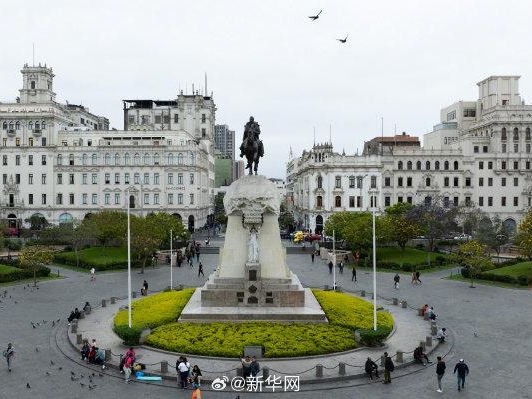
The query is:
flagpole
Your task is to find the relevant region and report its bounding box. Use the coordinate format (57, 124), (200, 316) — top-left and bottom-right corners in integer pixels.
(127, 192), (132, 328)
(333, 230), (336, 291)
(170, 229), (173, 290)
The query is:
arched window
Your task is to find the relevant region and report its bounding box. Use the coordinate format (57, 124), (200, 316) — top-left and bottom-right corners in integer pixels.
(104, 154), (111, 165)
(435, 161), (440, 170)
(134, 153), (140, 165)
(454, 161), (459, 170)
(177, 153), (184, 165)
(143, 153), (150, 165)
(398, 161), (403, 170)
(82, 154), (87, 165)
(69, 154), (74, 165)
(9, 122), (14, 130)
(426, 161), (430, 170)
(42, 121), (46, 129)
(513, 127), (519, 140)
(501, 127), (507, 140)
(335, 196), (342, 207)
(28, 121), (33, 130)
(426, 177), (431, 187)
(2, 122), (7, 130)
(57, 154), (63, 165)
(416, 161), (421, 170)
(526, 127), (531, 140)
(35, 122), (40, 130)
(153, 153), (160, 165)
(92, 154), (98, 165)
(317, 176), (323, 189)
(31, 81), (35, 89)
(114, 153), (120, 165)
(444, 161), (449, 170)
(316, 196), (323, 207)
(15, 121), (20, 130)
(59, 213), (73, 224)
(407, 161), (412, 170)
(167, 153), (174, 165)
(124, 153), (130, 165)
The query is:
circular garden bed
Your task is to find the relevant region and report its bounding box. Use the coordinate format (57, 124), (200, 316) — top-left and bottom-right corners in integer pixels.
(113, 289), (393, 358)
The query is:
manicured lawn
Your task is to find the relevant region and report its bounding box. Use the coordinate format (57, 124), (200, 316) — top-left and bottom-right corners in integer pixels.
(377, 247), (449, 264)
(0, 264), (21, 274)
(485, 261), (532, 278)
(446, 274), (528, 289)
(55, 247), (128, 270)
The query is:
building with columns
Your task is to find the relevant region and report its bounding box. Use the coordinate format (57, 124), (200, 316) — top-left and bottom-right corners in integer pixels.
(0, 64), (215, 231)
(288, 75), (532, 235)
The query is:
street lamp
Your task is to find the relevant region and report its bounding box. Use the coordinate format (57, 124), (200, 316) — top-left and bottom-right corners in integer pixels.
(170, 229), (173, 289)
(371, 200), (377, 331)
(125, 187), (133, 328)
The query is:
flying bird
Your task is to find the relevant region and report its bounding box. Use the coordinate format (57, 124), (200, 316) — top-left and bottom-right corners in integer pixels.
(309, 10), (322, 21)
(337, 35), (348, 43)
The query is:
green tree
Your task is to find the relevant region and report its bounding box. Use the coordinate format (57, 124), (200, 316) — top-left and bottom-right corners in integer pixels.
(145, 212), (189, 248)
(130, 215), (161, 274)
(278, 203), (296, 231)
(214, 192), (227, 227)
(515, 210), (532, 259)
(381, 203), (421, 251)
(324, 211), (384, 254)
(86, 211), (127, 253)
(453, 240), (492, 287)
(406, 201), (458, 251)
(25, 215), (49, 231)
(477, 216), (510, 258)
(18, 245), (54, 286)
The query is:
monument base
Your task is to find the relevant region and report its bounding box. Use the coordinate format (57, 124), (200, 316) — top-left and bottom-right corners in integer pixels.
(179, 276), (328, 323)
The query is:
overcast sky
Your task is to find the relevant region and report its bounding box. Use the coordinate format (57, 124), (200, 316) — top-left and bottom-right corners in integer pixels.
(2, 0), (532, 179)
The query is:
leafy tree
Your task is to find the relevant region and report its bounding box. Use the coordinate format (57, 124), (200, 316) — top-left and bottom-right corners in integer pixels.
(278, 203), (296, 232)
(18, 245), (54, 286)
(129, 215), (161, 274)
(145, 212), (189, 248)
(477, 216), (510, 258)
(381, 203), (421, 251)
(25, 215), (48, 231)
(455, 204), (484, 236)
(516, 210), (532, 259)
(86, 211), (127, 253)
(453, 240), (492, 287)
(406, 201), (458, 251)
(214, 192), (227, 227)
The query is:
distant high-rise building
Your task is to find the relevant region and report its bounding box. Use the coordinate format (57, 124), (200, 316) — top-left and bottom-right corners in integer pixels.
(214, 124), (235, 160)
(234, 160), (245, 180)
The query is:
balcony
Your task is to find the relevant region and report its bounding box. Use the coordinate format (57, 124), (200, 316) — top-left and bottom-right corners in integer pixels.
(7, 129), (16, 137)
(32, 129), (42, 136)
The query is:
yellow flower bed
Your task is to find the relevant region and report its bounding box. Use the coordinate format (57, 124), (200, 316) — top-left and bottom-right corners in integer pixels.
(114, 289), (195, 330)
(312, 290), (394, 332)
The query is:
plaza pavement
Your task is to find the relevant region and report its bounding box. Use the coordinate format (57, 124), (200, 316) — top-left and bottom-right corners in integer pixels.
(1, 235), (531, 398)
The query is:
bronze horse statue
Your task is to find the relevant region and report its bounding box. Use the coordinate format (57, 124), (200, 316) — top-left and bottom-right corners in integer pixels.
(240, 116), (264, 175)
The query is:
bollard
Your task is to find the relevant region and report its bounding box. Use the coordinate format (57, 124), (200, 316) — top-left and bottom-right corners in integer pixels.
(161, 360), (168, 373)
(315, 364), (323, 378)
(360, 290), (366, 297)
(71, 322), (78, 333)
(132, 291), (137, 298)
(417, 308), (423, 316)
(402, 300), (408, 308)
(76, 333), (82, 344)
(262, 366), (269, 380)
(102, 299), (107, 307)
(111, 297), (116, 304)
(431, 323), (438, 336)
(104, 349), (111, 361)
(392, 298), (398, 305)
(396, 350), (403, 363)
(339, 362), (346, 375)
(426, 336), (433, 347)
(419, 341), (426, 351)
(79, 310), (85, 319)
(371, 293), (375, 300)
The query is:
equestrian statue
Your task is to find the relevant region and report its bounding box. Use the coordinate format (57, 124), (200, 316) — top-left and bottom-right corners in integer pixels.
(239, 116), (264, 175)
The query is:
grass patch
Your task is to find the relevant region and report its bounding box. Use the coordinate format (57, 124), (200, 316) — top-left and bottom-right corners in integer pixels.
(115, 289), (394, 357)
(0, 274), (61, 286)
(55, 247), (129, 270)
(0, 264), (21, 274)
(486, 261), (532, 278)
(377, 247), (450, 264)
(446, 274), (528, 289)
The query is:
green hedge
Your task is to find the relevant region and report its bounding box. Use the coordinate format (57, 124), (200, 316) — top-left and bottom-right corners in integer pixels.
(0, 264), (51, 283)
(358, 328), (390, 347)
(54, 247), (141, 270)
(461, 267), (531, 286)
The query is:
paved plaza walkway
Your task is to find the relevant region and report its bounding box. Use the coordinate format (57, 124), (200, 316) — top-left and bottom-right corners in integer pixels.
(0, 235), (531, 398)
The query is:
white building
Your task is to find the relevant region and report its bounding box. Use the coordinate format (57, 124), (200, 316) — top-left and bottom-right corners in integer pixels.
(0, 64), (215, 231)
(288, 75), (532, 234)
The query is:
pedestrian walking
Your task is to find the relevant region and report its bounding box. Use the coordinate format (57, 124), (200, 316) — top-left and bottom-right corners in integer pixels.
(338, 261), (344, 274)
(123, 353), (133, 383)
(3, 343), (14, 371)
(198, 262), (204, 277)
(436, 356), (446, 393)
(383, 352), (394, 384)
(328, 261), (333, 274)
(343, 254), (349, 264)
(453, 359), (469, 391)
(393, 273), (400, 289)
(351, 266), (357, 282)
(311, 253), (315, 263)
(416, 270), (422, 284)
(411, 271), (417, 285)
(90, 267), (96, 281)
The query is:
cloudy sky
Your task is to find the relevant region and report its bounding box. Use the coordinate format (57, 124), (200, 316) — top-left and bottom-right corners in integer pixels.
(1, 0), (532, 179)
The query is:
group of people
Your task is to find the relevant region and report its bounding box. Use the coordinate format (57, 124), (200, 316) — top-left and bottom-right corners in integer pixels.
(175, 356), (202, 391)
(411, 270), (422, 284)
(241, 355), (261, 382)
(434, 356), (470, 393)
(421, 304), (438, 321)
(80, 338), (105, 368)
(364, 353), (395, 384)
(67, 302), (91, 325)
(119, 347), (145, 383)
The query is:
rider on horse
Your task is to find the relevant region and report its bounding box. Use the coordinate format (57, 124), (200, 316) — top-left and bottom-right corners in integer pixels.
(240, 116), (260, 157)
(240, 116), (264, 175)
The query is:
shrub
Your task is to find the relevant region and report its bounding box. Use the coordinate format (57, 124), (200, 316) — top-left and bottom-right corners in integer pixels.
(401, 263), (414, 271)
(358, 327), (390, 347)
(113, 325), (142, 346)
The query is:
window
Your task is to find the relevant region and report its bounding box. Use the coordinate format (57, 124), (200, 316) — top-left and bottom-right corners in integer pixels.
(453, 161), (459, 170)
(398, 196), (403, 203)
(426, 177), (431, 187)
(82, 173), (87, 185)
(435, 161), (440, 170)
(189, 193), (194, 205)
(479, 177), (484, 186)
(407, 196), (413, 204)
(15, 155), (20, 166)
(92, 194), (98, 205)
(82, 154), (87, 165)
(488, 161), (493, 169)
(416, 161), (421, 170)
(57, 154), (63, 165)
(69, 154), (74, 166)
(29, 194), (33, 205)
(385, 196), (391, 207)
(143, 173), (149, 184)
(42, 194), (47, 205)
(105, 173), (110, 184)
(154, 153), (160, 165)
(2, 155), (7, 165)
(483, 146), (488, 153)
(514, 144), (519, 153)
(178, 194), (183, 204)
(370, 176), (377, 188)
(15, 174), (20, 184)
(143, 153), (150, 165)
(479, 197), (484, 207)
(463, 108), (476, 117)
(42, 137), (46, 146)
(29, 174), (33, 185)
(167, 153), (174, 165)
(2, 174), (6, 184)
(189, 173), (194, 185)
(69, 173), (74, 184)
(134, 153), (140, 165)
(407, 161), (412, 170)
(502, 143), (507, 153)
(92, 154), (98, 165)
(174, 114), (179, 123)
(316, 196), (323, 207)
(115, 173), (120, 184)
(514, 197), (518, 206)
(92, 173), (98, 184)
(513, 161), (518, 170)
(356, 176), (362, 189)
(69, 193), (74, 205)
(105, 194), (110, 205)
(349, 196), (355, 207)
(526, 127), (531, 140)
(479, 161), (484, 169)
(82, 194), (87, 205)
(444, 161), (449, 170)
(349, 176), (355, 188)
(177, 153), (183, 165)
(134, 173), (140, 184)
(15, 138), (20, 146)
(178, 173), (183, 185)
(465, 197), (471, 206)
(453, 197), (459, 207)
(527, 161), (531, 170)
(473, 146), (479, 153)
(168, 193), (174, 204)
(398, 177), (403, 187)
(125, 173), (130, 184)
(29, 137), (34, 146)
(444, 177), (449, 187)
(501, 127), (507, 140)
(453, 177), (459, 187)
(465, 177), (471, 187)
(201, 114), (206, 123)
(425, 161), (430, 170)
(446, 110), (456, 121)
(114, 193), (120, 205)
(114, 153), (120, 165)
(514, 177), (518, 186)
(41, 174), (46, 184)
(501, 178), (506, 187)
(124, 153), (130, 165)
(502, 161), (507, 170)
(154, 193), (160, 205)
(488, 177), (493, 186)
(488, 196), (493, 206)
(168, 173), (173, 185)
(384, 177), (391, 187)
(190, 153), (195, 165)
(371, 195), (378, 207)
(513, 127), (519, 140)
(334, 176), (341, 188)
(31, 80), (35, 89)
(335, 196), (342, 207)
(527, 144), (531, 153)
(398, 161), (403, 170)
(407, 177), (412, 187)
(501, 197), (506, 207)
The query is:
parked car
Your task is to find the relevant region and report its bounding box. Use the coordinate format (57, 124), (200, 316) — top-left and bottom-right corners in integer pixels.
(454, 234), (472, 241)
